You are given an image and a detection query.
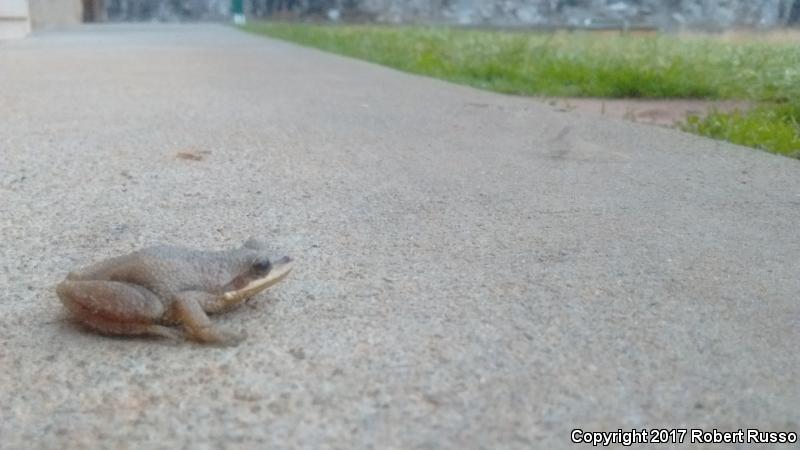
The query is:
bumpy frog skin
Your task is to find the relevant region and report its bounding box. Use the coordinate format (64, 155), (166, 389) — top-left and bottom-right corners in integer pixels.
(56, 238), (293, 345)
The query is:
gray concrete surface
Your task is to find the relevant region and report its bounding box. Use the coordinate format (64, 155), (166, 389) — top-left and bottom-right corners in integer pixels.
(1, 24), (798, 449)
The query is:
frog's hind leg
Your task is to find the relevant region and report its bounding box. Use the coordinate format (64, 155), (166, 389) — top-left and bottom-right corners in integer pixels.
(56, 280), (176, 339)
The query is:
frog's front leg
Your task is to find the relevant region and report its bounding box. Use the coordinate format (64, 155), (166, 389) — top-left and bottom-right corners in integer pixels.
(168, 292), (244, 346)
(56, 280), (180, 339)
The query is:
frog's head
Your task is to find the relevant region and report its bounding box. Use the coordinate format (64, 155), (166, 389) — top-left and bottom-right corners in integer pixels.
(222, 239), (294, 302)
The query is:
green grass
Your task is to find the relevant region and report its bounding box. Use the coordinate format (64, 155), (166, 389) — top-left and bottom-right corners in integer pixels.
(242, 22), (800, 157)
(683, 104), (800, 158)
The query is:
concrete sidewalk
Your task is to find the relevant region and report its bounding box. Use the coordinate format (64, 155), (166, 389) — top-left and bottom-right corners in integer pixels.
(1, 24), (798, 449)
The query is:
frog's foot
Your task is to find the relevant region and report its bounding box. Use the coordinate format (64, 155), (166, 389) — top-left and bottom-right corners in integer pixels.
(56, 280), (170, 338)
(202, 329), (245, 348)
(170, 292), (244, 346)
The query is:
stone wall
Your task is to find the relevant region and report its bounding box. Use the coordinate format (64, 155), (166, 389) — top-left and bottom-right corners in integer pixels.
(356, 0), (800, 29)
(105, 0), (228, 21)
(101, 0), (800, 28)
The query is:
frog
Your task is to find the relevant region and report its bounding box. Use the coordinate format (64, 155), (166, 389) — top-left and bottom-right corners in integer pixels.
(56, 238), (293, 345)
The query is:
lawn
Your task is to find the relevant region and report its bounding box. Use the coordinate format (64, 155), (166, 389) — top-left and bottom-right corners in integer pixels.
(242, 22), (800, 158)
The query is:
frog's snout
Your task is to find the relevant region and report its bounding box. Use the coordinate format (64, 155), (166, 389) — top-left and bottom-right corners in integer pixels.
(275, 256), (292, 265)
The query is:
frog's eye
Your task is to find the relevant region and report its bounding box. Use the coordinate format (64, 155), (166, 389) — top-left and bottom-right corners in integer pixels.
(252, 258), (272, 273)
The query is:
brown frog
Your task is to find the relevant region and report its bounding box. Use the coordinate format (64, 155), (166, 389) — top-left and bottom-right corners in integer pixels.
(56, 238), (293, 345)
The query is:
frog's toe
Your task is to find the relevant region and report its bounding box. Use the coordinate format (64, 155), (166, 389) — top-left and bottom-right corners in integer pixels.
(190, 326), (245, 347)
(210, 331), (245, 347)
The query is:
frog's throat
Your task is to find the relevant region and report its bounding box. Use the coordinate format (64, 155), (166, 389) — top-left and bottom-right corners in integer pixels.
(223, 260), (294, 302)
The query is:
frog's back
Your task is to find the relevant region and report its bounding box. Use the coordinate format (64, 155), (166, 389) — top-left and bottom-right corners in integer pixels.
(67, 245), (208, 298)
(123, 245), (220, 296)
(134, 245), (254, 296)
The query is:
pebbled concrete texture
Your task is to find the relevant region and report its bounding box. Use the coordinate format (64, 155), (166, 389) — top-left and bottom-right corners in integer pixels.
(1, 24), (799, 449)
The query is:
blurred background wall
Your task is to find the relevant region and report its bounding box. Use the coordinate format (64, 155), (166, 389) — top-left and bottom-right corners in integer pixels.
(28, 0), (83, 28)
(0, 0), (31, 38)
(357, 0), (800, 28)
(1, 0), (84, 36)
(105, 0), (228, 21)
(6, 0), (800, 30)
(106, 0), (800, 29)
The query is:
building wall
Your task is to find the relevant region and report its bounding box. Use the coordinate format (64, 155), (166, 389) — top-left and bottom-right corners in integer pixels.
(28, 0), (83, 28)
(0, 0), (31, 39)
